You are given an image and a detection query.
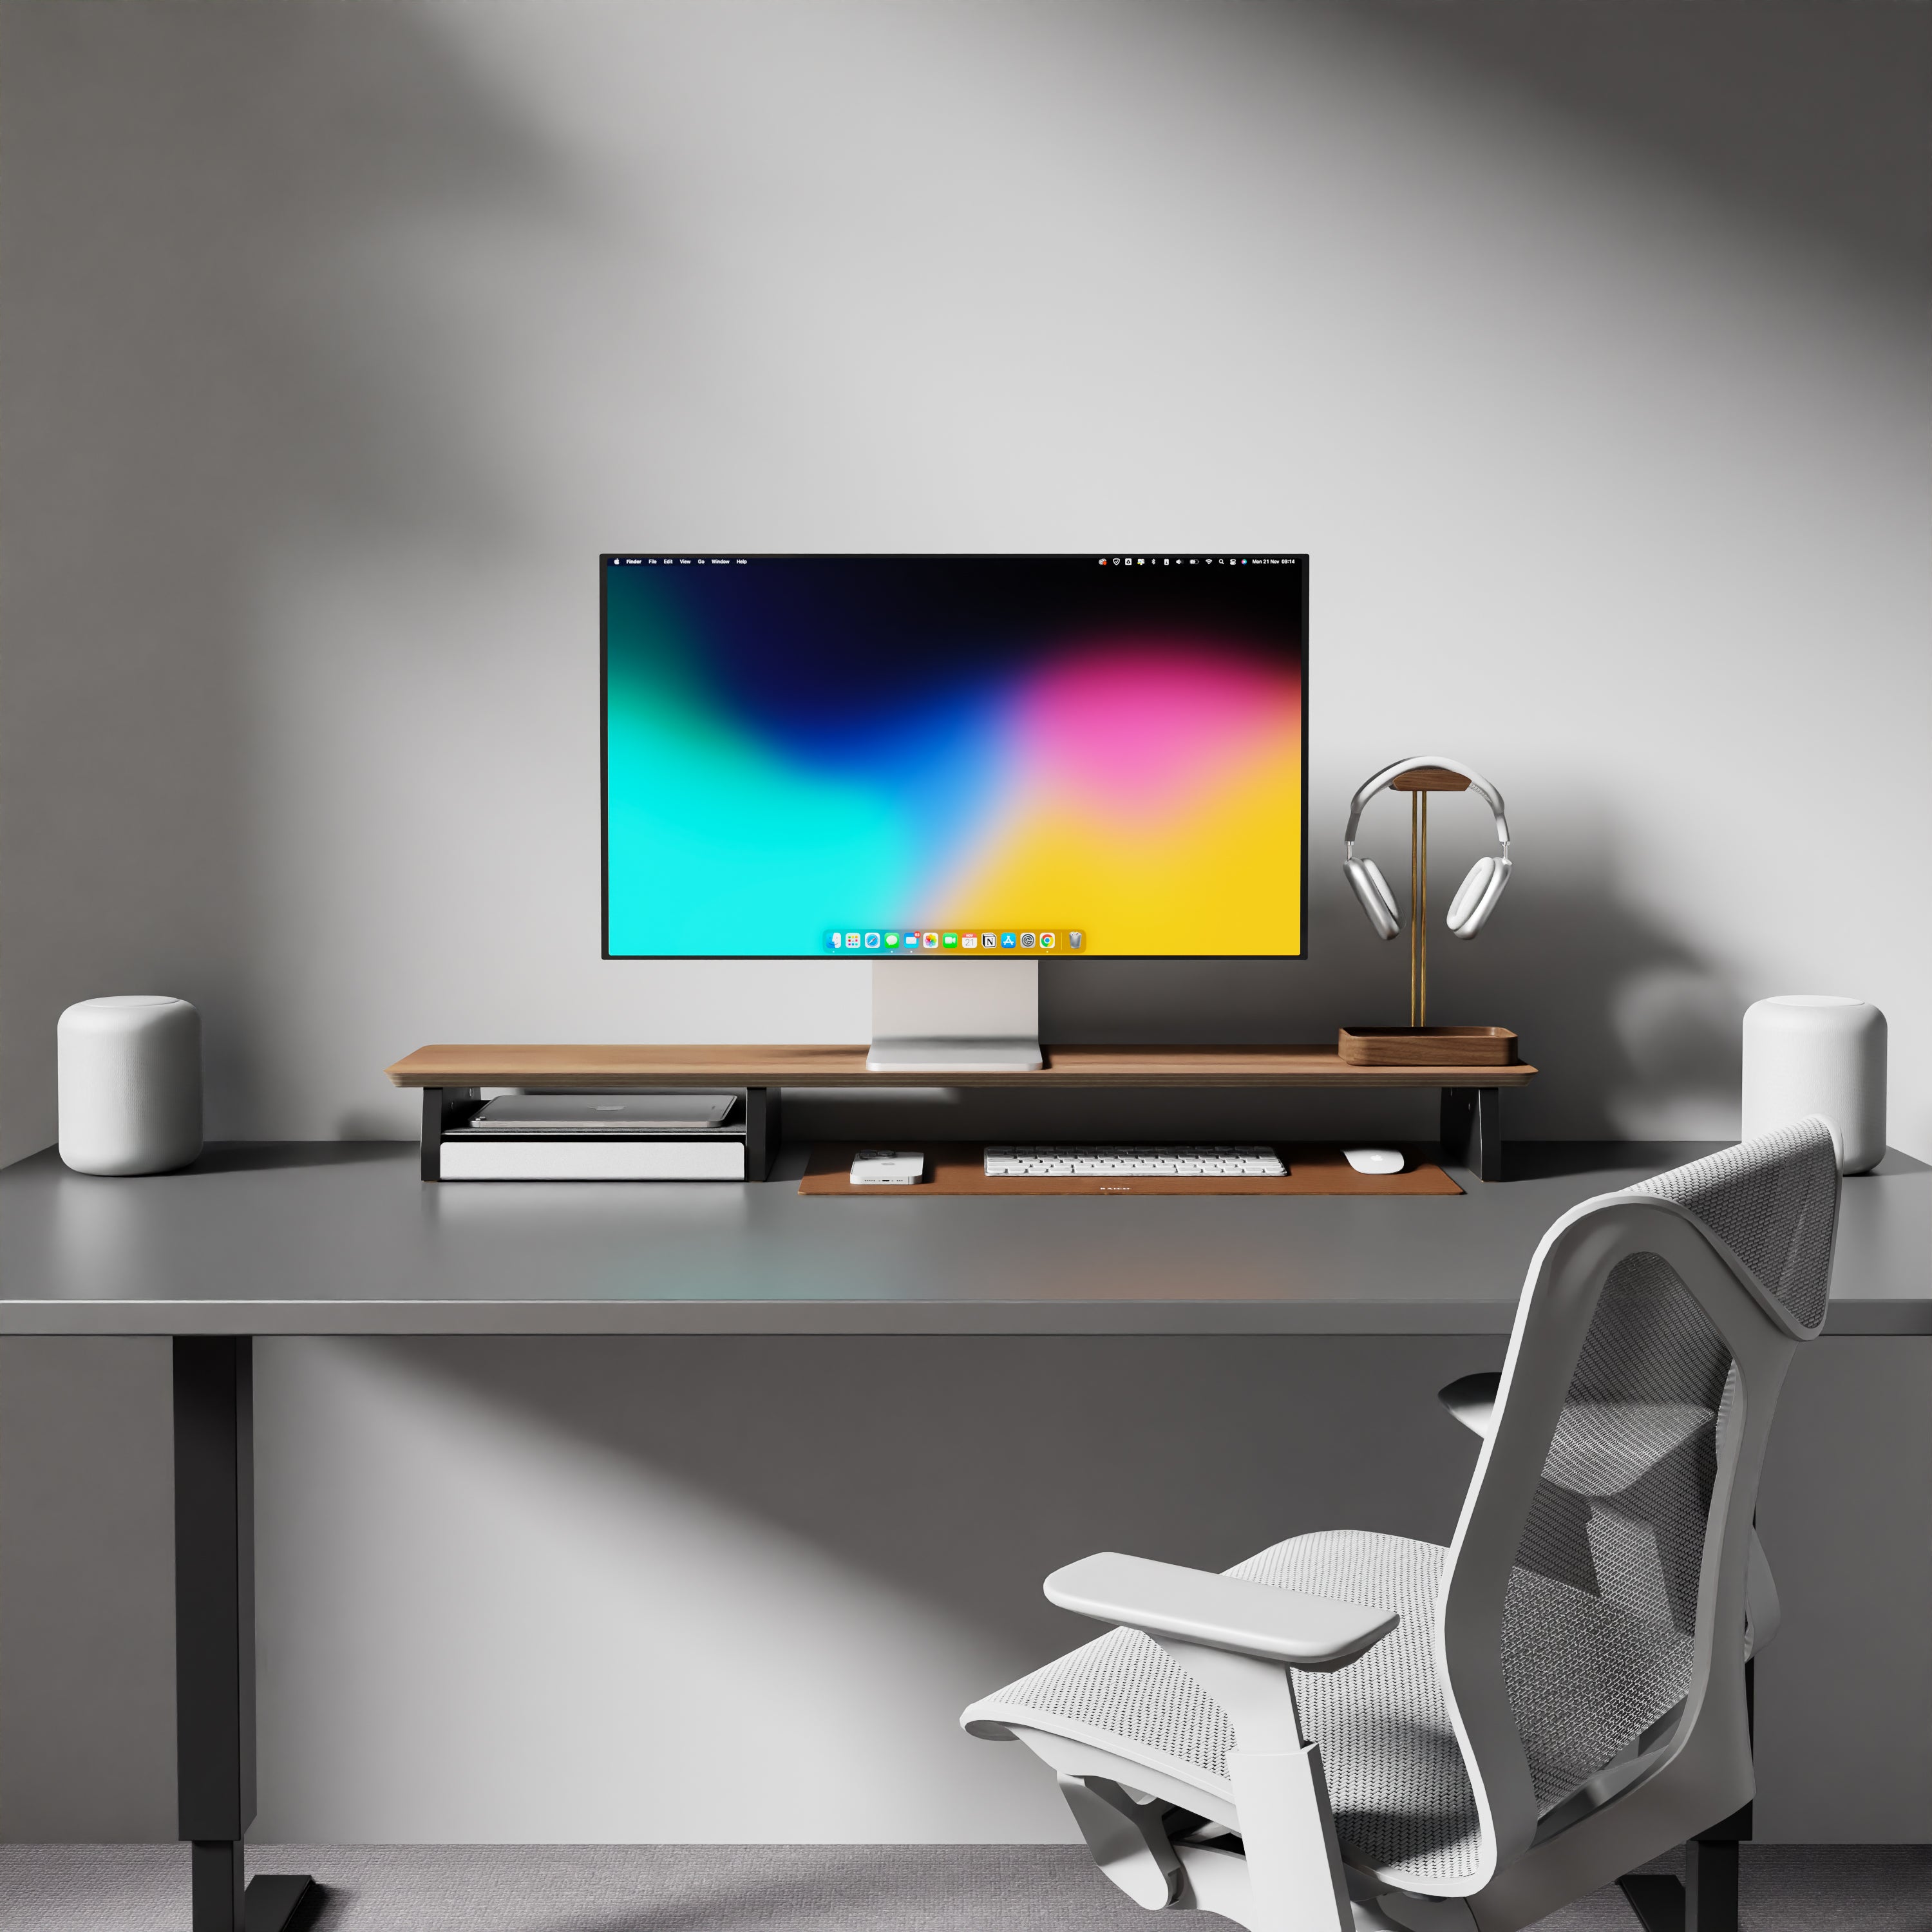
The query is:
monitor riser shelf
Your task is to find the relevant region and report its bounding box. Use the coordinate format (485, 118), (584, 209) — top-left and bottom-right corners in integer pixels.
(388, 1045), (1536, 1184)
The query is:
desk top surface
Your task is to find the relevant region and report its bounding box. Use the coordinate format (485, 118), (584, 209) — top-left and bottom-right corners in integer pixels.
(1, 1142), (1923, 1336)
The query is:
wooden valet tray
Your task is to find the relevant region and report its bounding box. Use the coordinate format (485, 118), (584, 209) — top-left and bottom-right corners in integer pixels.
(1337, 1027), (1519, 1069)
(799, 1142), (1461, 1197)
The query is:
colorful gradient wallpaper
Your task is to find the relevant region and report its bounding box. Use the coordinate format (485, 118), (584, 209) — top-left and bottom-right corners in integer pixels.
(603, 555), (1305, 958)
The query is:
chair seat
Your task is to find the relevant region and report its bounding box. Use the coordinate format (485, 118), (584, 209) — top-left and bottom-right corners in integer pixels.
(964, 1530), (1485, 1890)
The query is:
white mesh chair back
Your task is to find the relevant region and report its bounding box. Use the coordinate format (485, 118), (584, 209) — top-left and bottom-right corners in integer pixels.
(1436, 1121), (1837, 1909)
(957, 1122), (1842, 1932)
(1625, 1122), (1838, 1338)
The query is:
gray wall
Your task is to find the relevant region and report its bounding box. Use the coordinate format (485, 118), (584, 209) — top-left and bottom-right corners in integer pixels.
(2, 0), (1927, 1845)
(2, 0), (1927, 1157)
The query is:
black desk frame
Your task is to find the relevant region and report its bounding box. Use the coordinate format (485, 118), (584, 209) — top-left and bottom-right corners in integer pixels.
(163, 1308), (1735, 1932)
(173, 1339), (314, 1932)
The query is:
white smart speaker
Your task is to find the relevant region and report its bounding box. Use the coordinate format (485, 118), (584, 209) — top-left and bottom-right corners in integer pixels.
(1741, 994), (1886, 1177)
(57, 996), (204, 1175)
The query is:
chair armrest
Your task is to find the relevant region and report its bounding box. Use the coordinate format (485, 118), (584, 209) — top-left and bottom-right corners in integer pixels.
(1045, 1553), (1399, 1672)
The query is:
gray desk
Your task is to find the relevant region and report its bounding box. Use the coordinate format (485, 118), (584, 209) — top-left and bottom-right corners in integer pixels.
(1, 1142), (1926, 1929)
(3, 1141), (1925, 1336)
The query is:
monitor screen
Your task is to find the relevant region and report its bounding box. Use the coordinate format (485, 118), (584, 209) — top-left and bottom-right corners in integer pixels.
(602, 554), (1306, 960)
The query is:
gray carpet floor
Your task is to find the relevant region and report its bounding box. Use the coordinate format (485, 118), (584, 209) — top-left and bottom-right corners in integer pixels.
(1, 1844), (1928, 1932)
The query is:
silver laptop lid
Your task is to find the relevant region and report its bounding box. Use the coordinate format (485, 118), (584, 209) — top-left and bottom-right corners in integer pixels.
(469, 1092), (737, 1130)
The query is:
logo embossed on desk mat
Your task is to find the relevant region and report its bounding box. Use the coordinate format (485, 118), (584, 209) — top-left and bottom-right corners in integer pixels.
(799, 1144), (1462, 1197)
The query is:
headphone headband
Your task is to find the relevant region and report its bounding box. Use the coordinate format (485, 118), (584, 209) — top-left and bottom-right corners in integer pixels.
(1343, 755), (1510, 855)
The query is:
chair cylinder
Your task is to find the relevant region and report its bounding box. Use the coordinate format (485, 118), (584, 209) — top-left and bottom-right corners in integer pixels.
(1741, 995), (1885, 1176)
(58, 996), (204, 1175)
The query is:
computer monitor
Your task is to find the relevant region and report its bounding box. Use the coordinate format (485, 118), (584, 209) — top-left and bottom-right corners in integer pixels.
(602, 553), (1307, 1068)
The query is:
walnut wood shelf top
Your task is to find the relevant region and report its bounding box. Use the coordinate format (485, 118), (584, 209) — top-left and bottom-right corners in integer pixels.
(385, 1044), (1539, 1091)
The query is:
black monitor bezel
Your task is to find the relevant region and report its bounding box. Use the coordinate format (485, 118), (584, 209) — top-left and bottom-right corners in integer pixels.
(600, 552), (1309, 963)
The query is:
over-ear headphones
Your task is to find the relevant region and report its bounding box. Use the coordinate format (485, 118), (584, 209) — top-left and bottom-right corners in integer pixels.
(1343, 755), (1512, 942)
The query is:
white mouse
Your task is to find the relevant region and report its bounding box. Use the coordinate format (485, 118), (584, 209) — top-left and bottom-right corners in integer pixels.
(1343, 1147), (1405, 1175)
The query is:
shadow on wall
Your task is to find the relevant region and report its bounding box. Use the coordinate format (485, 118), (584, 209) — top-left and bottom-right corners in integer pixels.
(1042, 817), (1743, 1141)
(388, 1334), (1498, 1660)
(0, 4), (564, 1155)
(1293, 0), (1931, 299)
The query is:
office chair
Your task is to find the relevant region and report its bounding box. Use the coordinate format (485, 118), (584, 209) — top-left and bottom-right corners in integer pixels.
(963, 1120), (1839, 1932)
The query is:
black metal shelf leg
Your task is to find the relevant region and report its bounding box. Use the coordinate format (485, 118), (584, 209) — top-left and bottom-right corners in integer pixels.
(745, 1085), (782, 1180)
(1440, 1086), (1502, 1182)
(173, 1338), (316, 1932)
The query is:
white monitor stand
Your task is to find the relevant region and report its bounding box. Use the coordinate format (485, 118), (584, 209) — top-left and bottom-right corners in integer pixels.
(867, 958), (1042, 1072)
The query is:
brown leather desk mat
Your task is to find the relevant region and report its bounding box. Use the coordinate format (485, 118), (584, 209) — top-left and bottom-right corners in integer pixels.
(799, 1142), (1461, 1197)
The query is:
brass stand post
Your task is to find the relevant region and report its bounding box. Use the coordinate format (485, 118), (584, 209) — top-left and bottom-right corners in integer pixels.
(1419, 793), (1429, 1026)
(1394, 769), (1468, 1024)
(1409, 795), (1419, 1027)
(1408, 793), (1431, 1025)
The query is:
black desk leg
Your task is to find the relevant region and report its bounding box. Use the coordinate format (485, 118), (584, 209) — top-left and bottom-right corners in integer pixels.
(173, 1338), (316, 1932)
(1440, 1087), (1502, 1182)
(1618, 1664), (1752, 1932)
(1619, 1817), (1743, 1932)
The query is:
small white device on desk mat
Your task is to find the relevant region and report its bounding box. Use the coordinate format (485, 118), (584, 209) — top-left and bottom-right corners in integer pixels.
(851, 1150), (926, 1185)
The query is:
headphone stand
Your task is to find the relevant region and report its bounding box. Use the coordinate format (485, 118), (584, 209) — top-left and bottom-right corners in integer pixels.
(1388, 764), (1473, 1027)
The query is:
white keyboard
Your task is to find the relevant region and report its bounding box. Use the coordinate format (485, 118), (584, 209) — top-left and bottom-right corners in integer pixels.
(985, 1144), (1285, 1178)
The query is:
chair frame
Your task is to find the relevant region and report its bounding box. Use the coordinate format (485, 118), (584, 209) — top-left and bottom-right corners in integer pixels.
(980, 1174), (1826, 1932)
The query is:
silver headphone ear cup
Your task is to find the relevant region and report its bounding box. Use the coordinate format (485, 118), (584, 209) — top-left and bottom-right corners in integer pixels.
(1446, 858), (1493, 934)
(1365, 860), (1400, 929)
(1448, 856), (1510, 938)
(1346, 858), (1401, 940)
